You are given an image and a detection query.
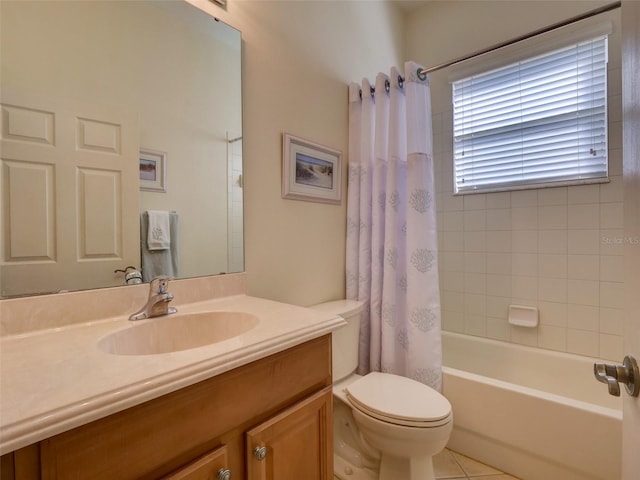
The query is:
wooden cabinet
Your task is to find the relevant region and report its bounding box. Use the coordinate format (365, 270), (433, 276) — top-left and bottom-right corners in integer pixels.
(162, 446), (230, 480)
(1, 335), (333, 480)
(246, 387), (332, 480)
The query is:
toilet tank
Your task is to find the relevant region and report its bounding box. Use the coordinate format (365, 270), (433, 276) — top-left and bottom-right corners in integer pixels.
(310, 299), (364, 383)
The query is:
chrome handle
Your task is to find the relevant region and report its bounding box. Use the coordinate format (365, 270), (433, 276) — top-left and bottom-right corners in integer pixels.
(594, 355), (640, 397)
(114, 266), (142, 285)
(149, 276), (171, 294)
(216, 468), (232, 480)
(594, 363), (621, 396)
(124, 269), (143, 285)
(253, 446), (267, 461)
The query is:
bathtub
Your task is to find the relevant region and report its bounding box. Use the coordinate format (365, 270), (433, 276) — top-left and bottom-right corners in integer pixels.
(441, 331), (622, 480)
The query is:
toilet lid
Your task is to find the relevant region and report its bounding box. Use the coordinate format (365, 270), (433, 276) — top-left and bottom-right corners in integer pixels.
(345, 372), (451, 427)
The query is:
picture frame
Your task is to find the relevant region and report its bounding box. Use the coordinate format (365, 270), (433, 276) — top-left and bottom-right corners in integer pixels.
(139, 148), (166, 192)
(282, 133), (342, 205)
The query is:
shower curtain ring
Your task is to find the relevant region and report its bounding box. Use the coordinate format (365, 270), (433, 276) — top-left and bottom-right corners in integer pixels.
(417, 68), (427, 81)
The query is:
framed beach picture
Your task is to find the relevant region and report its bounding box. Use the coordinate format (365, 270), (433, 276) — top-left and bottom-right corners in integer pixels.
(282, 133), (342, 204)
(139, 148), (166, 192)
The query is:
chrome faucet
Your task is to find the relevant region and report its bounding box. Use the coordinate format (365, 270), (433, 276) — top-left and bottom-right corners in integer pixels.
(129, 276), (177, 321)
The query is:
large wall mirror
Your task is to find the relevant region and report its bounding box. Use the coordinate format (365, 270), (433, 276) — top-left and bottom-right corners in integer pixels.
(0, 1), (243, 298)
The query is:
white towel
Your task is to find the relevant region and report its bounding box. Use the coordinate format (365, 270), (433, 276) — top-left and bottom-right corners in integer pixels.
(147, 210), (171, 250)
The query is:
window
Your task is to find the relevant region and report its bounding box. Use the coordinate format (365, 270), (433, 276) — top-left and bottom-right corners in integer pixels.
(452, 36), (608, 194)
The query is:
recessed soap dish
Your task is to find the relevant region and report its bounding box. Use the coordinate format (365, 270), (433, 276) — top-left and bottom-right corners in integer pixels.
(508, 304), (538, 328)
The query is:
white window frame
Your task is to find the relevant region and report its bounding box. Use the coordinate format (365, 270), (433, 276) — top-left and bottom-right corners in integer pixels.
(449, 20), (613, 195)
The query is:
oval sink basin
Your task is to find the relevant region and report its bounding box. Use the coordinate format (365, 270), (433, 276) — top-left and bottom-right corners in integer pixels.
(98, 311), (259, 355)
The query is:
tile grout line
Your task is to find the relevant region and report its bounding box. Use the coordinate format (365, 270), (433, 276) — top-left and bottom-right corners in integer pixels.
(450, 452), (471, 479)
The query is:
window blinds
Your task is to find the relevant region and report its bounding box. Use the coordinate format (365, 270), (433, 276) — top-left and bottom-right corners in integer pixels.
(452, 36), (608, 193)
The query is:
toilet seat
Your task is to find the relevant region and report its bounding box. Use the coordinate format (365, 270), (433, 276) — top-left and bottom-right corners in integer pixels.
(345, 372), (451, 428)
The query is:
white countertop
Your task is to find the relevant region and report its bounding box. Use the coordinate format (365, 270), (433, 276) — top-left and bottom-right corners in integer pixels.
(0, 294), (345, 455)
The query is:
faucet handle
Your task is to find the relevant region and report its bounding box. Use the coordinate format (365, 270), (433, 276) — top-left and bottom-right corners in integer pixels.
(594, 355), (640, 397)
(150, 276), (172, 294)
(594, 363), (621, 396)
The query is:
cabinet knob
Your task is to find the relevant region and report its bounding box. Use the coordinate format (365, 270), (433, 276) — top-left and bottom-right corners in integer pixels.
(217, 468), (232, 480)
(253, 446), (267, 461)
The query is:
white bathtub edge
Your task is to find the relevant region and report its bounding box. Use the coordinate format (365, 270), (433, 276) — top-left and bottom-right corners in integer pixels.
(441, 336), (623, 480)
(448, 426), (607, 480)
(442, 366), (622, 420)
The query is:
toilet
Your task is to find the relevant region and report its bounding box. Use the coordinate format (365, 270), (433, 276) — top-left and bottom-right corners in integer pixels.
(311, 300), (452, 480)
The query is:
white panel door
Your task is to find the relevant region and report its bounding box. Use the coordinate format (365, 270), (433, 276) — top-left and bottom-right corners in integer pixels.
(621, 1), (640, 478)
(0, 92), (140, 297)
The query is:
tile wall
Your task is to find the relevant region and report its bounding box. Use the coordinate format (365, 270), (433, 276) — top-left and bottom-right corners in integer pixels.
(432, 25), (624, 361)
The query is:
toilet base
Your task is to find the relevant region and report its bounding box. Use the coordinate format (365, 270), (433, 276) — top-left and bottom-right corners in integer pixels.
(334, 454), (378, 480)
(333, 398), (379, 480)
(378, 453), (435, 480)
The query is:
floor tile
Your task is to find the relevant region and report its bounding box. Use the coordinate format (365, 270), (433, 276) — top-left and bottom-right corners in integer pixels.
(451, 451), (503, 477)
(471, 475), (520, 480)
(434, 449), (466, 478)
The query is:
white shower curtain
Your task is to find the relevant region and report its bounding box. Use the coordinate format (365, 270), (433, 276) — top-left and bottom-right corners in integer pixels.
(346, 61), (442, 391)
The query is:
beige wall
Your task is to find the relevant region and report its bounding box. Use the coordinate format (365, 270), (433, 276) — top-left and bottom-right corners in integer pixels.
(188, 0), (626, 363)
(189, 0), (406, 306)
(406, 1), (624, 361)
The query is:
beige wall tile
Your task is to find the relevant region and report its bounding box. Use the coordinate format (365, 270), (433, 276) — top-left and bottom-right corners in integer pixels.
(511, 189), (538, 207)
(538, 325), (567, 352)
(568, 204), (600, 229)
(538, 230), (568, 254)
(600, 202), (624, 229)
(568, 304), (599, 332)
(568, 254), (599, 280)
(567, 279), (600, 306)
(568, 183), (600, 204)
(538, 205), (568, 230)
(485, 191), (511, 209)
(538, 300), (567, 327)
(567, 328), (599, 357)
(538, 277), (568, 303)
(538, 186), (567, 206)
(538, 254), (567, 279)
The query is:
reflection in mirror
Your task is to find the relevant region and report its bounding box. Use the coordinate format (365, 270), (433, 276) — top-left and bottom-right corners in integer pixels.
(0, 1), (243, 298)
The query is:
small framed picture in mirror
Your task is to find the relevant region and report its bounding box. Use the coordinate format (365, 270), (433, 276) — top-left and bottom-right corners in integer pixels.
(139, 148), (167, 192)
(282, 133), (342, 205)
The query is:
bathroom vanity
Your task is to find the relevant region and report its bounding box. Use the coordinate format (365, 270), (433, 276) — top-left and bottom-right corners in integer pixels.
(0, 276), (344, 480)
(2, 336), (331, 480)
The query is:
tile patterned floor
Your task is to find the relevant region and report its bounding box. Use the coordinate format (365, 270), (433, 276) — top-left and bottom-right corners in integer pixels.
(434, 449), (520, 479)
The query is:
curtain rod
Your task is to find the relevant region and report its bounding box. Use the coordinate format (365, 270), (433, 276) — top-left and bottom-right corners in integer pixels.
(417, 1), (621, 79)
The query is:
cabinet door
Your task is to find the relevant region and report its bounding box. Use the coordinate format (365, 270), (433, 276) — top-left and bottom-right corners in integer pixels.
(162, 445), (231, 480)
(246, 387), (333, 480)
